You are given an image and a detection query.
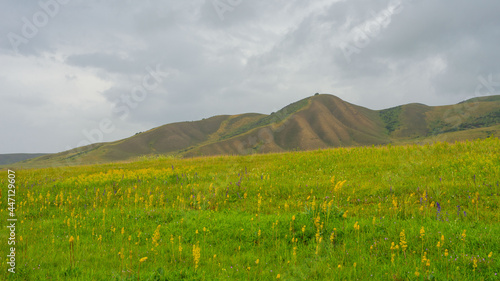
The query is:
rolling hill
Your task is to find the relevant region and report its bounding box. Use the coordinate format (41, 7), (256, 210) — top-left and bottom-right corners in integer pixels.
(0, 153), (48, 165)
(14, 94), (500, 167)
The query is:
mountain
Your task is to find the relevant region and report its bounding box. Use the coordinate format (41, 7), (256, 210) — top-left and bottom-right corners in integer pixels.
(17, 94), (500, 167)
(0, 153), (48, 166)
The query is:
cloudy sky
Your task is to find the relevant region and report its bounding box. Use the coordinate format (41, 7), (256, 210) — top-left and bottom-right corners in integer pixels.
(1, 0), (499, 154)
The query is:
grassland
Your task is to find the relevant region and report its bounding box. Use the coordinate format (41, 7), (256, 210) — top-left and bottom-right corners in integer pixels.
(1, 138), (499, 280)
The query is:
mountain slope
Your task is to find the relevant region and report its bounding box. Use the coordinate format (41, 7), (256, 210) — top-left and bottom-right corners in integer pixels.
(18, 94), (500, 167)
(184, 95), (390, 157)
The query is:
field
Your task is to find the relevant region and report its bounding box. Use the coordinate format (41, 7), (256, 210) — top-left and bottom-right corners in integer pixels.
(1, 138), (499, 280)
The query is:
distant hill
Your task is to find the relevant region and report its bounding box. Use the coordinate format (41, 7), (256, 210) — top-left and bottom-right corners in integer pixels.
(18, 94), (500, 167)
(0, 153), (48, 166)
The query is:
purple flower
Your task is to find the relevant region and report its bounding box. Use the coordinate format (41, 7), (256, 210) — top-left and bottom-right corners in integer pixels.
(436, 202), (441, 220)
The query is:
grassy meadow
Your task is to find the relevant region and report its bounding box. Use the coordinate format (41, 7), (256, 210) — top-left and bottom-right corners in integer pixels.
(1, 138), (499, 280)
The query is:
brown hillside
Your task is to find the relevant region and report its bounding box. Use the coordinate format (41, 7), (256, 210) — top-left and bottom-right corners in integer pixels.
(392, 103), (431, 138)
(184, 94), (390, 157)
(102, 115), (231, 160)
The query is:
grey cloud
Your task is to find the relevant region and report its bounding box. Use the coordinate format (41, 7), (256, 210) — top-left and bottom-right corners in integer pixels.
(66, 53), (138, 74)
(2, 0), (500, 153)
(198, 0), (258, 28)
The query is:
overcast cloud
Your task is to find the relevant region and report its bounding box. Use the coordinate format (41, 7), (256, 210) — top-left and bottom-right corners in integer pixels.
(1, 0), (499, 153)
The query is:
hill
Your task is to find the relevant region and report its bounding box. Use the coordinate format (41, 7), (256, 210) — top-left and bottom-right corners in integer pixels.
(17, 94), (500, 167)
(0, 153), (47, 165)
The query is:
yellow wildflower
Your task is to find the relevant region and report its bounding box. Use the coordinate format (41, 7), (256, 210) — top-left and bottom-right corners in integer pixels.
(343, 211), (348, 219)
(354, 221), (360, 231)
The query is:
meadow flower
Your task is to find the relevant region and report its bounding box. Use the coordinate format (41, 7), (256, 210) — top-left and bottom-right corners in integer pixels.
(179, 236), (183, 256)
(390, 242), (396, 264)
(399, 229), (408, 254)
(152, 225), (161, 248)
(421, 252), (427, 264)
(69, 236), (75, 267)
(193, 243), (201, 269)
(137, 257), (148, 280)
(436, 202), (441, 220)
(343, 211), (348, 219)
(392, 198), (398, 209)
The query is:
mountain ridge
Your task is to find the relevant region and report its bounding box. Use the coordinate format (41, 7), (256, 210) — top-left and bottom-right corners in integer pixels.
(11, 94), (500, 167)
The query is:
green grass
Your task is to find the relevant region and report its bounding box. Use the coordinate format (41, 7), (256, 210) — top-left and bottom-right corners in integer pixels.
(1, 137), (499, 280)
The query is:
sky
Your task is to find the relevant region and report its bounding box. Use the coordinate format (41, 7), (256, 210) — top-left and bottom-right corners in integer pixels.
(1, 0), (499, 154)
